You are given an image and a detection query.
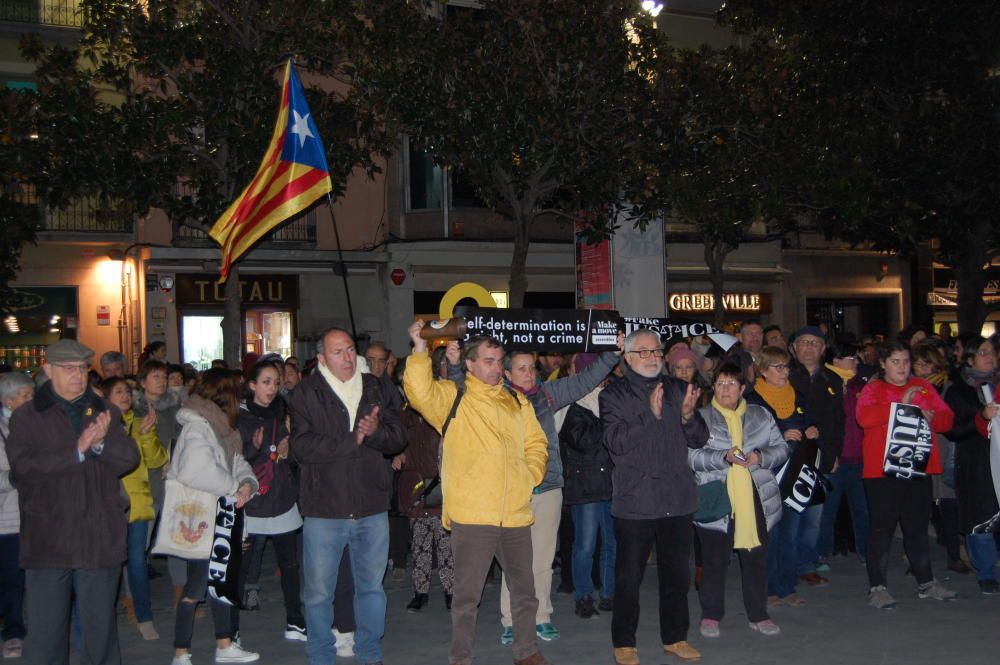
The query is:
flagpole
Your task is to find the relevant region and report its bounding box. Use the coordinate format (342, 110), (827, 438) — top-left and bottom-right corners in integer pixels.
(326, 193), (358, 342)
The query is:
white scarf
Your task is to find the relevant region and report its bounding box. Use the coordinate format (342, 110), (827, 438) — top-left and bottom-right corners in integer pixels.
(577, 386), (602, 418)
(318, 362), (364, 428)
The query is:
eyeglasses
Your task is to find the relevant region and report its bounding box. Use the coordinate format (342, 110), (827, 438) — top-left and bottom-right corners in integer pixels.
(714, 380), (741, 388)
(795, 339), (824, 348)
(976, 348), (996, 357)
(51, 363), (89, 374)
(628, 349), (664, 359)
(766, 363), (790, 371)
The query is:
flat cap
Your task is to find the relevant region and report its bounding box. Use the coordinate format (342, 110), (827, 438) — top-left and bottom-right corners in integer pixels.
(45, 339), (95, 364)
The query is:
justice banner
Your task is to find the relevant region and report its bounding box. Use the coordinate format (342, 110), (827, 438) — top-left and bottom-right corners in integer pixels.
(621, 316), (738, 351)
(882, 403), (933, 479)
(454, 307), (620, 352)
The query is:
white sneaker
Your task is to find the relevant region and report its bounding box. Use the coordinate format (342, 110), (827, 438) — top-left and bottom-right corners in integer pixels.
(170, 655), (193, 665)
(215, 643), (260, 663)
(332, 629), (355, 658)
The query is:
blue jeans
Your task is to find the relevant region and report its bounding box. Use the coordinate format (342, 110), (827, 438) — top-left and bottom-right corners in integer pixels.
(767, 508), (799, 598)
(570, 501), (616, 601)
(966, 533), (998, 582)
(796, 504), (823, 575)
(0, 534), (25, 640)
(817, 462), (869, 560)
(303, 513), (388, 665)
(125, 520), (153, 623)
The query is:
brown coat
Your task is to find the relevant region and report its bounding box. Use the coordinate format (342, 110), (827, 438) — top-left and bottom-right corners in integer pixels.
(400, 405), (442, 519)
(7, 382), (139, 569)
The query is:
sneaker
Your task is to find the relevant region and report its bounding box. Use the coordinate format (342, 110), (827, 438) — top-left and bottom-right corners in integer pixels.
(2, 638), (22, 659)
(784, 593), (806, 606)
(407, 593), (429, 612)
(662, 640), (701, 661)
(748, 619), (781, 636)
(869, 585), (897, 609)
(816, 560), (831, 573)
(766, 595), (785, 608)
(500, 626), (514, 646)
(283, 623), (307, 641)
(917, 579), (957, 601)
(215, 643), (259, 663)
(979, 579), (1000, 595)
(699, 619), (720, 638)
(575, 597), (598, 619)
(241, 587), (260, 612)
(170, 655), (192, 665)
(598, 597), (613, 612)
(137, 621), (160, 641)
(535, 623), (560, 641)
(332, 629), (355, 658)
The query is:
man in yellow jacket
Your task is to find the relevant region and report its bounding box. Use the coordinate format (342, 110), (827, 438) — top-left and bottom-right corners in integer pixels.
(404, 320), (551, 665)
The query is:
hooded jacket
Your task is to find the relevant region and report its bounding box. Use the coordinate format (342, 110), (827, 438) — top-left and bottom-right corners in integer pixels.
(403, 352), (548, 529)
(120, 409), (168, 523)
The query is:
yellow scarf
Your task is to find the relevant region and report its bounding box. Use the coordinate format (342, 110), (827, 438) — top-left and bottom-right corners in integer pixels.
(825, 362), (856, 383)
(926, 371), (948, 388)
(711, 397), (760, 549)
(753, 378), (796, 419)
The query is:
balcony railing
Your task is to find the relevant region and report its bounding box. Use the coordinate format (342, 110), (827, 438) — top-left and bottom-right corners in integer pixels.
(175, 211), (316, 244)
(15, 185), (133, 233)
(0, 0), (84, 27)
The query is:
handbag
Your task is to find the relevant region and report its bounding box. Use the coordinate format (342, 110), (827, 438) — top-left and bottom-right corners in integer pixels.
(151, 479), (216, 559)
(694, 480), (732, 524)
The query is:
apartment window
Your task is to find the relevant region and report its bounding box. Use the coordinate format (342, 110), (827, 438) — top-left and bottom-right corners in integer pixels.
(405, 137), (443, 210)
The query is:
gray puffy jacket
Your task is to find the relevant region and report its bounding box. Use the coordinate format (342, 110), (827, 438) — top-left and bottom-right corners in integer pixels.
(689, 402), (789, 534)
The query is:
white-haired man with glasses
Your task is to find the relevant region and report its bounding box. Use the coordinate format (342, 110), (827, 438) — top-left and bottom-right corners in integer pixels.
(600, 329), (708, 665)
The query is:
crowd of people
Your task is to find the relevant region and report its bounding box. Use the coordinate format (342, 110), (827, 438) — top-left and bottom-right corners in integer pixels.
(0, 317), (996, 665)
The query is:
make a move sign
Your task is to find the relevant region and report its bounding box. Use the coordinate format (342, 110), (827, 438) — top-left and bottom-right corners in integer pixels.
(883, 403), (933, 479)
(455, 307), (620, 352)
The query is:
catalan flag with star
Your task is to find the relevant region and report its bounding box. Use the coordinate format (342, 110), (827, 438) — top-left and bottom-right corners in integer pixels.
(210, 60), (332, 281)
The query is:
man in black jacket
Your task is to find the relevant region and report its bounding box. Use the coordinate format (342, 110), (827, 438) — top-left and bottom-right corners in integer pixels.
(600, 329), (708, 665)
(290, 327), (405, 665)
(789, 326), (845, 587)
(8, 339), (139, 665)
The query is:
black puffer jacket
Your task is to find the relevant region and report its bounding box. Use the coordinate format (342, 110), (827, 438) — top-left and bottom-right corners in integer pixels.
(600, 367), (708, 520)
(237, 398), (298, 520)
(560, 398), (613, 505)
(944, 378), (998, 532)
(289, 372), (405, 519)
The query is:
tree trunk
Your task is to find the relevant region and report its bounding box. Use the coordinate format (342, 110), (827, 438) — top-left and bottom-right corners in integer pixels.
(223, 262), (242, 368)
(955, 256), (988, 336)
(704, 239), (729, 329)
(509, 213), (530, 308)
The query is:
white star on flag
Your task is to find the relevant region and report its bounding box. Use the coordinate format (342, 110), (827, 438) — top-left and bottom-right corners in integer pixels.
(290, 110), (315, 148)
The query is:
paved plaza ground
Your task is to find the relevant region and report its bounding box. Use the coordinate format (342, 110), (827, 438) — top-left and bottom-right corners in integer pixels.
(112, 538), (999, 665)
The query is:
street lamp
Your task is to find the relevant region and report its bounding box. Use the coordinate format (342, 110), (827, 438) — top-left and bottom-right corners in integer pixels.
(641, 1), (664, 17)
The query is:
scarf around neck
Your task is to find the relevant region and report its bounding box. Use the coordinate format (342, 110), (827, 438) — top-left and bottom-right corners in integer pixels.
(753, 378), (796, 420)
(711, 396), (759, 549)
(825, 363), (856, 383)
(961, 365), (995, 388)
(318, 362), (363, 428)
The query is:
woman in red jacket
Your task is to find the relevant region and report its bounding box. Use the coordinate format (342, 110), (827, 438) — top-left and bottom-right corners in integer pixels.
(856, 341), (956, 610)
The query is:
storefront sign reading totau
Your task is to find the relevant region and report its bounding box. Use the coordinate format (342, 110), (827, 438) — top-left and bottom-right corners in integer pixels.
(175, 274), (299, 308)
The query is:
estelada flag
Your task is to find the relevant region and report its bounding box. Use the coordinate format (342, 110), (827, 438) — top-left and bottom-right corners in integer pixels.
(210, 60), (332, 281)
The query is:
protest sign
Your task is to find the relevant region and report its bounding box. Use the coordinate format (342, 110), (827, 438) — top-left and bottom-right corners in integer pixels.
(455, 307), (620, 352)
(621, 316), (738, 351)
(882, 403), (933, 479)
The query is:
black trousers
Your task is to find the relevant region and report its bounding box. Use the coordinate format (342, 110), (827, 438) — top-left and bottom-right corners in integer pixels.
(25, 566), (120, 665)
(864, 476), (934, 587)
(174, 559), (238, 649)
(696, 492), (769, 624)
(612, 514), (692, 647)
(239, 531), (305, 625)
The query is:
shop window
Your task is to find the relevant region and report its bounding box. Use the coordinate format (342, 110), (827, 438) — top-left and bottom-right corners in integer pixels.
(182, 315), (224, 371)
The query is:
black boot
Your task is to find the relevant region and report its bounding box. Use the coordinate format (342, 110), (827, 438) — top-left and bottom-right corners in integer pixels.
(574, 596), (598, 619)
(406, 593), (429, 612)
